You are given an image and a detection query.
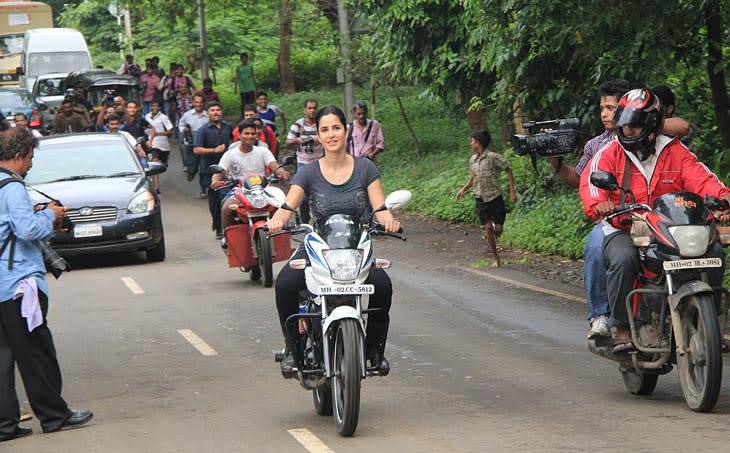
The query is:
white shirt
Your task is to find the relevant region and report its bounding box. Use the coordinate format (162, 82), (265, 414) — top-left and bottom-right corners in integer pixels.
(145, 111), (173, 151)
(219, 145), (275, 180)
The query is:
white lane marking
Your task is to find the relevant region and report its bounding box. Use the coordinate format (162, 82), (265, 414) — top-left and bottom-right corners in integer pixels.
(288, 429), (334, 453)
(121, 277), (145, 295)
(459, 266), (586, 304)
(177, 329), (218, 356)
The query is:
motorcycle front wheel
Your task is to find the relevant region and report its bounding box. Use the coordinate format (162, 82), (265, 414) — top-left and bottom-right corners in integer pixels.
(331, 319), (362, 436)
(256, 229), (273, 288)
(677, 294), (722, 412)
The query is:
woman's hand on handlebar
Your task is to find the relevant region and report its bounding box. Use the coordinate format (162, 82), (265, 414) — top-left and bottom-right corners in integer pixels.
(267, 208), (291, 234)
(381, 218), (401, 234)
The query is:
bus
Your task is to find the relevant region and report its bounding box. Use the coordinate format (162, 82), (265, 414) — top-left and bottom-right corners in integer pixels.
(0, 1), (53, 86)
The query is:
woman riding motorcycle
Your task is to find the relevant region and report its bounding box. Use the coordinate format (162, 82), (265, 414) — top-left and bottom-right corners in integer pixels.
(266, 105), (401, 375)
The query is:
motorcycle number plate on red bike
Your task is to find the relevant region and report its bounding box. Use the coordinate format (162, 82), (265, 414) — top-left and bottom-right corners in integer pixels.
(318, 284), (375, 295)
(663, 257), (723, 271)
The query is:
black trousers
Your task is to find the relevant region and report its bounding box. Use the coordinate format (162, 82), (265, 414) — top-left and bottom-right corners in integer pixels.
(201, 173), (222, 234)
(0, 293), (69, 434)
(275, 246), (392, 344)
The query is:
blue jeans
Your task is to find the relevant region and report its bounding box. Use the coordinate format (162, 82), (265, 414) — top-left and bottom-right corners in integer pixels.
(584, 223), (609, 320)
(142, 102), (152, 116)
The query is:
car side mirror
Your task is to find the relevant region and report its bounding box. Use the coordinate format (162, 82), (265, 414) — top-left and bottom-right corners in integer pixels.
(15, 67), (23, 76)
(589, 171), (619, 191)
(145, 162), (167, 176)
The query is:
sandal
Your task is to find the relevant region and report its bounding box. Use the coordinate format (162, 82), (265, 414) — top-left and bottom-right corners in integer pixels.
(612, 338), (635, 354)
(611, 327), (635, 354)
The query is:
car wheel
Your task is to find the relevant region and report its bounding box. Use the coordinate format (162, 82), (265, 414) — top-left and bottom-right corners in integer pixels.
(146, 232), (166, 262)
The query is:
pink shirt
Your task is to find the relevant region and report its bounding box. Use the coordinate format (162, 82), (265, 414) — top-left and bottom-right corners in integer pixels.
(139, 73), (161, 102)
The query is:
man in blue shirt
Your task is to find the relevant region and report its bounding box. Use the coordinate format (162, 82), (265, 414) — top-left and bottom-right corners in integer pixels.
(0, 128), (93, 441)
(193, 101), (233, 238)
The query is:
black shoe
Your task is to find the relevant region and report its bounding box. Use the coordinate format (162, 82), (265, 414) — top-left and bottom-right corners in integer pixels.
(186, 173), (194, 182)
(368, 355), (390, 376)
(280, 351), (297, 378)
(45, 410), (93, 433)
(0, 426), (32, 442)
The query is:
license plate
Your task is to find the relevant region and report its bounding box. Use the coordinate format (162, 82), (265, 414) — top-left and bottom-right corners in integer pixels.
(74, 224), (102, 238)
(318, 284), (375, 295)
(663, 257), (723, 271)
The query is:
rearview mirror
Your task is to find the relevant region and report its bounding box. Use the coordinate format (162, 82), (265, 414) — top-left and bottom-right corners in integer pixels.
(384, 190), (413, 211)
(208, 164), (226, 174)
(279, 155), (295, 166)
(589, 171), (619, 191)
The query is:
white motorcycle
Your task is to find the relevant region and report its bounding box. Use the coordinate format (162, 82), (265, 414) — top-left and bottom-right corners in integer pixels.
(271, 190), (411, 436)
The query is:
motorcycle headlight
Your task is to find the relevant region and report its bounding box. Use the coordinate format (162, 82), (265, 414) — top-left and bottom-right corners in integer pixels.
(128, 191), (155, 214)
(246, 192), (267, 209)
(323, 249), (363, 282)
(668, 225), (710, 257)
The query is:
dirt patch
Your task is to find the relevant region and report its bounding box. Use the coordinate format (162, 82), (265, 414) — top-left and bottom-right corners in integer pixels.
(399, 211), (585, 291)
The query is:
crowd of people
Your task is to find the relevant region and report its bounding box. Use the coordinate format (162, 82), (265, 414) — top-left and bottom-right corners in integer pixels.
(6, 43), (729, 441)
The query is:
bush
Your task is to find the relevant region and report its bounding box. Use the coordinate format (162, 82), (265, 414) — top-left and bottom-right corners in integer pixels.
(256, 48), (337, 92)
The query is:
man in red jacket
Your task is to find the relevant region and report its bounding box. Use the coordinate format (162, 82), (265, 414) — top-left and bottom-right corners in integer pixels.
(579, 88), (730, 352)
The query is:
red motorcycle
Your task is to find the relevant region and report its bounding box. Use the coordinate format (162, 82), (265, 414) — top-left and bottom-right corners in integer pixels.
(211, 165), (293, 287)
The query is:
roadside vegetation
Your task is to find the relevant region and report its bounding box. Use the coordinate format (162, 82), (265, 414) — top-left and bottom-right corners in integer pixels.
(54, 0), (730, 261)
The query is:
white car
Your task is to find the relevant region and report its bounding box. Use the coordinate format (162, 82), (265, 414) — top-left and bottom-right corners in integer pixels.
(31, 72), (68, 128)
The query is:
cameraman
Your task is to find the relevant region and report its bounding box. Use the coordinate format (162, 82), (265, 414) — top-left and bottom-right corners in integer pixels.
(285, 99), (323, 224)
(549, 80), (689, 340)
(0, 128), (93, 441)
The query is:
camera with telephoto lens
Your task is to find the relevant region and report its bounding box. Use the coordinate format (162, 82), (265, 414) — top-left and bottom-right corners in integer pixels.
(36, 201), (72, 279)
(40, 241), (70, 279)
(512, 118), (580, 157)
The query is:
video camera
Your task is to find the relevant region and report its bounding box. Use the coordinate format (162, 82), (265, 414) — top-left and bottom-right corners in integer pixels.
(512, 118), (580, 157)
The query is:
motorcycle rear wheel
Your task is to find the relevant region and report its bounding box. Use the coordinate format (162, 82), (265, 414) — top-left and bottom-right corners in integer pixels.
(331, 319), (362, 437)
(621, 369), (658, 395)
(677, 294), (722, 412)
(313, 380), (333, 416)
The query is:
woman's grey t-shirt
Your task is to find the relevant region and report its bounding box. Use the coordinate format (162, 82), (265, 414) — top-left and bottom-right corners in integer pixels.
(292, 157), (379, 224)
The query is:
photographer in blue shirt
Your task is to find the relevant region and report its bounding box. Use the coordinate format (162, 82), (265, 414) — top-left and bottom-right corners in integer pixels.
(0, 128), (92, 442)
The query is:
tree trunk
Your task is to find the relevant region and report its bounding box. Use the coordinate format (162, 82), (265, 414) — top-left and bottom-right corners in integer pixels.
(704, 0), (730, 148)
(393, 83), (422, 158)
(278, 0), (295, 94)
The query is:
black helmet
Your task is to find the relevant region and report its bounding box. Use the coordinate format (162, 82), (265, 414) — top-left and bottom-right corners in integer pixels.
(615, 89), (664, 157)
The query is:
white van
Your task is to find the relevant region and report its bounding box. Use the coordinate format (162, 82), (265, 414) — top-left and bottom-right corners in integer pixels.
(20, 28), (92, 91)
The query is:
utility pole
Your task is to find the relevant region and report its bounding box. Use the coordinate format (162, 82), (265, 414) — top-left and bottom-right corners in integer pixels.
(197, 0), (209, 79)
(336, 0), (353, 120)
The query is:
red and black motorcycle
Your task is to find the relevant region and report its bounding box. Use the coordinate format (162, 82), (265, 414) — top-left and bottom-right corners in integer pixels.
(589, 171), (729, 412)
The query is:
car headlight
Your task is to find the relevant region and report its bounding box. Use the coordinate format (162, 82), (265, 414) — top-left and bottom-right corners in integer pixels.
(128, 191), (155, 214)
(246, 192), (267, 209)
(668, 225), (710, 257)
(323, 249), (363, 282)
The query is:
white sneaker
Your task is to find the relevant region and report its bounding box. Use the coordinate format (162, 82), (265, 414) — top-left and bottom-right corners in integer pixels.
(587, 315), (610, 339)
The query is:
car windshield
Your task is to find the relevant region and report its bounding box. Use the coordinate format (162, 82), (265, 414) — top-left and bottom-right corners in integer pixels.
(26, 138), (141, 185)
(28, 52), (91, 77)
(0, 90), (33, 111)
(0, 34), (24, 55)
(36, 78), (64, 97)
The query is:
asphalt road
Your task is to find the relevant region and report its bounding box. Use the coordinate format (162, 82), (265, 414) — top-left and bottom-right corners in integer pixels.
(8, 149), (730, 452)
